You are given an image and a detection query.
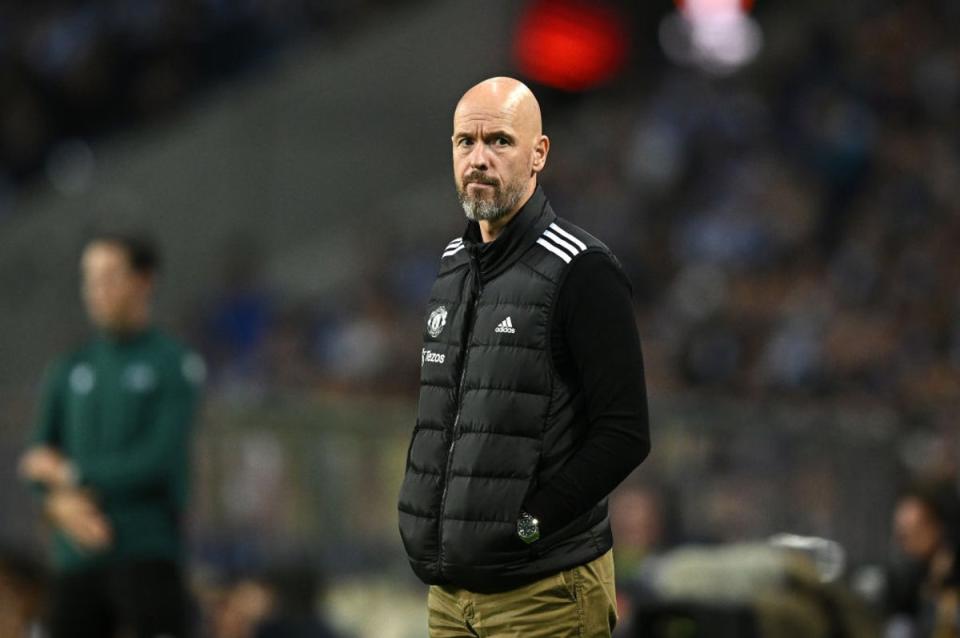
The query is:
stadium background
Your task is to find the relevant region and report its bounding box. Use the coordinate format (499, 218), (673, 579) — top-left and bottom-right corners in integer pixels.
(0, 0), (957, 635)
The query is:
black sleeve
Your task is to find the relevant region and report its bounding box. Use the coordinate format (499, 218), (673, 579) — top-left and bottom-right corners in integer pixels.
(522, 251), (651, 536)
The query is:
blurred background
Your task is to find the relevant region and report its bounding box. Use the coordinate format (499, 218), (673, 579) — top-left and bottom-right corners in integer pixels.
(1, 0), (959, 636)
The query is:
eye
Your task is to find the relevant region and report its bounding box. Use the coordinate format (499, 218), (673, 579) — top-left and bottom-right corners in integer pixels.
(457, 137), (473, 147)
(494, 136), (510, 146)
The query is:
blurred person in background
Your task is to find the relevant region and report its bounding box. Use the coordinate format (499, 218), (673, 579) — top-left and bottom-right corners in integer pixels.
(610, 483), (677, 579)
(887, 482), (960, 638)
(210, 575), (274, 638)
(19, 233), (204, 637)
(398, 77), (651, 637)
(609, 483), (680, 637)
(254, 566), (340, 638)
(209, 567), (340, 638)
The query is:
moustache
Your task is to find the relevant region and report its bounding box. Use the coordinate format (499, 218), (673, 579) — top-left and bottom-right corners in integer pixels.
(462, 173), (499, 187)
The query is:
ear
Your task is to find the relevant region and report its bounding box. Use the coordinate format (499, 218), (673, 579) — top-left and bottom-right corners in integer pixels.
(531, 134), (550, 174)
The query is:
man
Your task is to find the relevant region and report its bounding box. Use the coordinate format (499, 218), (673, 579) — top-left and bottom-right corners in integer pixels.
(19, 233), (204, 637)
(398, 77), (651, 637)
(887, 483), (960, 637)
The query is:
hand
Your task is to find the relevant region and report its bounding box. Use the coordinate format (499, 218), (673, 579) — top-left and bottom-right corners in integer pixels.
(19, 447), (74, 488)
(45, 489), (113, 552)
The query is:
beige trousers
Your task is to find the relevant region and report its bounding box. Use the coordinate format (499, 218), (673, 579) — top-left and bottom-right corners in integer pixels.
(427, 550), (618, 638)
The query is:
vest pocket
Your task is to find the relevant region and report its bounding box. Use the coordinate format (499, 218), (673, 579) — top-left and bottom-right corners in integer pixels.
(442, 518), (527, 566)
(528, 505), (602, 558)
(530, 531), (565, 558)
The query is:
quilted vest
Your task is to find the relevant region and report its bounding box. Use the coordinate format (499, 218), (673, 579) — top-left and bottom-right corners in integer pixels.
(398, 187), (617, 593)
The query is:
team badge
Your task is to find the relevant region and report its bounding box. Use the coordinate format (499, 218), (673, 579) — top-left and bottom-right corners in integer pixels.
(427, 305), (448, 338)
(124, 363), (157, 392)
(69, 364), (96, 395)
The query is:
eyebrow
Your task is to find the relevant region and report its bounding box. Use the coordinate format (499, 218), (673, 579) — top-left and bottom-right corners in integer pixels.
(454, 129), (516, 141)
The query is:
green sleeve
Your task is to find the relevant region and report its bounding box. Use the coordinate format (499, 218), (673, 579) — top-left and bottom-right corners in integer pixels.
(31, 360), (68, 448)
(77, 353), (202, 500)
(27, 361), (68, 496)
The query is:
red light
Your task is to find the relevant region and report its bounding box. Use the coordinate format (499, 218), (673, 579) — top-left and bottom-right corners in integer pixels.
(514, 0), (630, 92)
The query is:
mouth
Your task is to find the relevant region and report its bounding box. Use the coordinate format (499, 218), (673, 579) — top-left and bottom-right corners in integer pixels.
(464, 177), (498, 190)
(463, 172), (498, 188)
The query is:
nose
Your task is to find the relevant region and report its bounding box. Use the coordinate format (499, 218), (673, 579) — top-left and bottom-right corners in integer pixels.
(467, 141), (489, 171)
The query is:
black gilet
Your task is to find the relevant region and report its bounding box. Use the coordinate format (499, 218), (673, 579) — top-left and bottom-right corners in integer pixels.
(398, 186), (620, 593)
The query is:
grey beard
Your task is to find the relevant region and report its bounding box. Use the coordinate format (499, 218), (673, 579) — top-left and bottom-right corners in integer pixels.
(459, 181), (526, 222)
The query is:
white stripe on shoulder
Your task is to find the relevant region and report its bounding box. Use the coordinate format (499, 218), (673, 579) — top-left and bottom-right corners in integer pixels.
(548, 223), (587, 251)
(536, 238), (572, 263)
(445, 237), (463, 250)
(542, 229), (582, 258)
(442, 244), (465, 258)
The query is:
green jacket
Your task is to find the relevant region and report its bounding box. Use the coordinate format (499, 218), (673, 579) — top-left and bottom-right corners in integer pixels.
(31, 327), (203, 572)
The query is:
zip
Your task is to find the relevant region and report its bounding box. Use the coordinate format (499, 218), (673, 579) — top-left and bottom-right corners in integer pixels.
(436, 263), (482, 577)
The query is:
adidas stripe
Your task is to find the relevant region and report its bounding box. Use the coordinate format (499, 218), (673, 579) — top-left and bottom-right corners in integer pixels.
(536, 238), (572, 263)
(442, 237), (465, 258)
(549, 223), (587, 251)
(537, 223), (586, 264)
(543, 229), (580, 257)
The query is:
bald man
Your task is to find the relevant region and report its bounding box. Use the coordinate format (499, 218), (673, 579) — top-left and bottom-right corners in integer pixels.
(398, 78), (651, 637)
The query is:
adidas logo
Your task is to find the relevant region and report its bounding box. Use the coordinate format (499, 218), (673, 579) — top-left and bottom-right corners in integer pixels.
(494, 317), (516, 334)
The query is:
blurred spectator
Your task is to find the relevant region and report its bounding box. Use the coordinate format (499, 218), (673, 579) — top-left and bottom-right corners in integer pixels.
(255, 566), (341, 638)
(611, 483), (678, 638)
(887, 482), (960, 637)
(209, 567), (341, 638)
(211, 576), (275, 638)
(611, 483), (679, 580)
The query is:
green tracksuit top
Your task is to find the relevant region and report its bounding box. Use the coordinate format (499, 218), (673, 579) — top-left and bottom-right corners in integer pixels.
(31, 327), (204, 572)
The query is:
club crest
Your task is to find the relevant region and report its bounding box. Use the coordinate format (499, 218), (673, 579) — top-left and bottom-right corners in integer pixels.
(427, 305), (448, 338)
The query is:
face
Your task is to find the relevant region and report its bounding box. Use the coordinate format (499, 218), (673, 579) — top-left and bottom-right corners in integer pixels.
(81, 242), (152, 331)
(894, 497), (943, 561)
(452, 96), (548, 222)
(611, 488), (664, 552)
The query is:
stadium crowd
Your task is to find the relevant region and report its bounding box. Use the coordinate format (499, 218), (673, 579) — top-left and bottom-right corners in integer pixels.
(0, 0), (397, 216)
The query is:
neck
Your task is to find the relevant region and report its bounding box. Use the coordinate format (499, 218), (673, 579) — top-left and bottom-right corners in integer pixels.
(479, 210), (519, 243)
(103, 309), (152, 337)
(478, 181), (537, 243)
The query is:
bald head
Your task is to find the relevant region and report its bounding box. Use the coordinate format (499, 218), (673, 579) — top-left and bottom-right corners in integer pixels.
(454, 77), (543, 138)
(452, 77), (550, 233)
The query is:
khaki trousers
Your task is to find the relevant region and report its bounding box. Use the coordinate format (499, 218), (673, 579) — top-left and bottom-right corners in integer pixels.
(427, 550), (618, 638)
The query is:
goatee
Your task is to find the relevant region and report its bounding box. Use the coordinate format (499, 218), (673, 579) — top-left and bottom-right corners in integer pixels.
(458, 175), (527, 222)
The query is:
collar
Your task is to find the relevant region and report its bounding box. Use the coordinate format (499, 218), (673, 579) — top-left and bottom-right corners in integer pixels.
(462, 184), (555, 282)
(98, 325), (156, 348)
